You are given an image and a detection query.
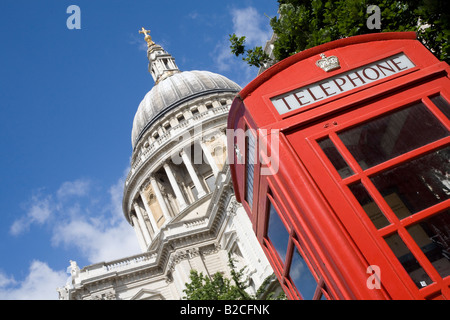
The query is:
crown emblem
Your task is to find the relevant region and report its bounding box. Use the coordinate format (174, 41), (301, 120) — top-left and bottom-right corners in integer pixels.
(316, 53), (340, 72)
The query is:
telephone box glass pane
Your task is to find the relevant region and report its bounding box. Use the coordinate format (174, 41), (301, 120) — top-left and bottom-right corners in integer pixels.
(290, 246), (317, 300)
(338, 102), (448, 169)
(431, 95), (450, 119)
(384, 233), (432, 288)
(318, 137), (354, 178)
(245, 131), (256, 209)
(348, 182), (390, 229)
(371, 146), (450, 218)
(406, 210), (450, 279)
(267, 202), (290, 263)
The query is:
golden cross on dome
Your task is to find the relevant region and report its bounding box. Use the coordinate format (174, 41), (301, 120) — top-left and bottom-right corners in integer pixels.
(139, 27), (154, 46)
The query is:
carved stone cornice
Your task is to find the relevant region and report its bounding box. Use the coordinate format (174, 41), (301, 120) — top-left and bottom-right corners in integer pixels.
(168, 248), (200, 271)
(91, 290), (117, 300)
(227, 197), (240, 217)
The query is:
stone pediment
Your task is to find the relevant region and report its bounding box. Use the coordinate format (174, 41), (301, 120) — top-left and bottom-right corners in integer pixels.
(130, 288), (164, 300)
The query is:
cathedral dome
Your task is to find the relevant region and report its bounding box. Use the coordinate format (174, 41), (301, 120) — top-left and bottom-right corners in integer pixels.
(132, 70), (241, 148)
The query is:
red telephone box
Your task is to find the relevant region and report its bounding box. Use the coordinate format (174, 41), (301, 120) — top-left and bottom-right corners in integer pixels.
(228, 32), (450, 300)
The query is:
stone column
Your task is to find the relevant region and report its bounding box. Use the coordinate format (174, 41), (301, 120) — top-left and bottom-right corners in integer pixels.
(131, 214), (147, 252)
(180, 149), (206, 198)
(138, 192), (159, 235)
(200, 140), (220, 177)
(150, 175), (172, 223)
(163, 162), (188, 210)
(172, 258), (192, 295)
(134, 201), (154, 240)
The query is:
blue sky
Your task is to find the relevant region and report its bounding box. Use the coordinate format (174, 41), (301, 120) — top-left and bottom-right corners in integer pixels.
(0, 0), (278, 299)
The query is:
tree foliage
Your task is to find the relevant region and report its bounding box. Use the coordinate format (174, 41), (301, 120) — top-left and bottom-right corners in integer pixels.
(230, 0), (450, 67)
(229, 34), (273, 68)
(183, 269), (244, 300)
(183, 254), (285, 300)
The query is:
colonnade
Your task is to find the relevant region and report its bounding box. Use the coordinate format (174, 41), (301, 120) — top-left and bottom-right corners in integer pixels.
(130, 140), (224, 251)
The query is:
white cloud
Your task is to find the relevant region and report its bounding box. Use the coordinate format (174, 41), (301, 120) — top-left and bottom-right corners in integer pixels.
(0, 261), (67, 300)
(9, 217), (29, 236)
(212, 6), (272, 86)
(56, 178), (90, 199)
(230, 7), (272, 47)
(10, 178), (91, 236)
(10, 193), (53, 236)
(214, 42), (235, 73)
(52, 216), (139, 264)
(129, 32), (149, 52)
(6, 168), (141, 299)
(0, 272), (15, 288)
(51, 170), (140, 264)
(108, 170), (128, 222)
(188, 11), (199, 20)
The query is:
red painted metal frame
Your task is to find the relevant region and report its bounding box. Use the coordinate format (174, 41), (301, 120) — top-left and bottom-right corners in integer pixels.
(297, 80), (450, 299)
(228, 32), (450, 300)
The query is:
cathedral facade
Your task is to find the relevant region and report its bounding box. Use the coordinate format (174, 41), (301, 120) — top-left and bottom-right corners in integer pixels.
(57, 30), (275, 300)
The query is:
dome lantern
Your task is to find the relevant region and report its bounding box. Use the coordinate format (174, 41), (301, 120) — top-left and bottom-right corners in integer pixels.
(132, 29), (241, 149)
(139, 27), (181, 84)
